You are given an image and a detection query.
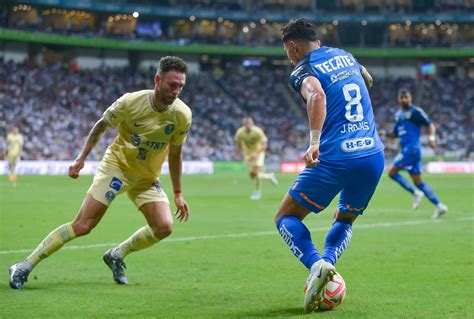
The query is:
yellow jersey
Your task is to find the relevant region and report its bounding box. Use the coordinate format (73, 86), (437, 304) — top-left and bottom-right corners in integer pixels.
(101, 90), (192, 180)
(6, 133), (24, 156)
(234, 125), (267, 156)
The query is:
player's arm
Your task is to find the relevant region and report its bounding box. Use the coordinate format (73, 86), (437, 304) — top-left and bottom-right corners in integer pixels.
(360, 65), (373, 88)
(386, 129), (397, 138)
(427, 123), (436, 149)
(168, 144), (189, 222)
(69, 118), (109, 179)
(301, 76), (326, 168)
(414, 107), (436, 149)
(234, 132), (243, 160)
(236, 142), (243, 159)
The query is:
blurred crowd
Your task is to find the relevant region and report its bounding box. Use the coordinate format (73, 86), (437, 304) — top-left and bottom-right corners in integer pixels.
(1, 60), (473, 163)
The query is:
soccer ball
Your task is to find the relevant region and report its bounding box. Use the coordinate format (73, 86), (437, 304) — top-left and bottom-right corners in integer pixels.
(318, 272), (347, 310)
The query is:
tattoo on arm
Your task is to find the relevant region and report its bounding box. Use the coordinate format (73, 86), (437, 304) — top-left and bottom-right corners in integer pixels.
(78, 118), (108, 160)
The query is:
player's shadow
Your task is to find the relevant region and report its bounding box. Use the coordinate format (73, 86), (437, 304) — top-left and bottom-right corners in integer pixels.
(238, 306), (303, 317)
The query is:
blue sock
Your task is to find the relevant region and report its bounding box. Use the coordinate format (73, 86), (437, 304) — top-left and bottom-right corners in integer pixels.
(416, 182), (440, 205)
(322, 221), (352, 265)
(390, 173), (416, 194)
(276, 216), (321, 270)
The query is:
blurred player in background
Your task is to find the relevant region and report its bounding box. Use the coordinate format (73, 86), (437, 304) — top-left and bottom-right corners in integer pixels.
(9, 56), (192, 289)
(386, 88), (448, 219)
(5, 126), (24, 185)
(235, 117), (278, 200)
(275, 19), (384, 312)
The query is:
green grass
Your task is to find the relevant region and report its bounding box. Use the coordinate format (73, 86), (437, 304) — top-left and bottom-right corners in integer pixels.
(0, 172), (473, 318)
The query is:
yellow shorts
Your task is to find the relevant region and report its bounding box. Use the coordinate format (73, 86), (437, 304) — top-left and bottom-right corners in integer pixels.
(245, 152), (265, 169)
(7, 154), (20, 167)
(87, 166), (169, 208)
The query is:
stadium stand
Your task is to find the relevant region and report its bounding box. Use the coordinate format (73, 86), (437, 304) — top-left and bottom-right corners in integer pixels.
(1, 59), (472, 162)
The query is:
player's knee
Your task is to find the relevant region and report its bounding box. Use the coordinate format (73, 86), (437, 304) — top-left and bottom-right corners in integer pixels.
(152, 222), (173, 240)
(334, 210), (358, 224)
(71, 221), (95, 237)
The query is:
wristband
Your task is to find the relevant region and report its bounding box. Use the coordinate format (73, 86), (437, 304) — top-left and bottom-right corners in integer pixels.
(310, 130), (321, 146)
(428, 135), (436, 142)
(174, 189), (182, 195)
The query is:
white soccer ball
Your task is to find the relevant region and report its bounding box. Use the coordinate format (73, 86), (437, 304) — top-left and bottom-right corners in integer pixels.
(318, 272), (347, 310)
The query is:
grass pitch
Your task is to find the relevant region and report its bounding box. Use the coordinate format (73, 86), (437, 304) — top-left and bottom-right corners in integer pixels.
(0, 172), (473, 318)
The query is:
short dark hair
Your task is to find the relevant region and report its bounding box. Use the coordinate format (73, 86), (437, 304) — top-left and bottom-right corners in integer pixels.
(282, 18), (318, 42)
(158, 56), (187, 75)
(398, 88), (411, 95)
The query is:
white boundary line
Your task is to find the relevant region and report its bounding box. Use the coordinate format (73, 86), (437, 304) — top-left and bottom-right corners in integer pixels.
(0, 216), (472, 255)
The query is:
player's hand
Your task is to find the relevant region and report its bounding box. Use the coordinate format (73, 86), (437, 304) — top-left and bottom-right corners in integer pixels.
(174, 194), (189, 222)
(68, 158), (85, 179)
(429, 140), (436, 150)
(304, 144), (320, 168)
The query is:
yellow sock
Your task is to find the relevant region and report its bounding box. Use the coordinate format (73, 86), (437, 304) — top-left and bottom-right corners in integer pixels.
(258, 172), (273, 180)
(114, 225), (159, 258)
(26, 223), (76, 268)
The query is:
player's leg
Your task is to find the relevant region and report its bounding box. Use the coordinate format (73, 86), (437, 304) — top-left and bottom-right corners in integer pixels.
(104, 182), (170, 284)
(274, 194), (318, 269)
(9, 195), (108, 289)
(410, 173), (447, 218)
(255, 152), (278, 185)
(249, 166), (262, 200)
(388, 163), (416, 195)
(388, 154), (424, 208)
(7, 156), (18, 184)
(110, 201), (171, 260)
(322, 151), (384, 267)
(275, 162), (342, 312)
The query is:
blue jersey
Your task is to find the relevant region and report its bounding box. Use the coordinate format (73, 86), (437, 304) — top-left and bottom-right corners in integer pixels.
(289, 46), (383, 161)
(393, 105), (431, 153)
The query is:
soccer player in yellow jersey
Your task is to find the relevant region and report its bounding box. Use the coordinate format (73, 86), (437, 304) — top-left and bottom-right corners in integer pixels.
(5, 126), (24, 185)
(9, 56), (192, 289)
(235, 117), (278, 200)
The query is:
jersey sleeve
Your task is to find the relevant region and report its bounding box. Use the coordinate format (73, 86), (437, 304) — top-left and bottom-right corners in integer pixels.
(102, 94), (129, 127)
(170, 111), (192, 146)
(289, 63), (315, 93)
(411, 107), (431, 126)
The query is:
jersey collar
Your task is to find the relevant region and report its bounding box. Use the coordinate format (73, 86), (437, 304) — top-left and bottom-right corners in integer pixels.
(149, 92), (171, 113)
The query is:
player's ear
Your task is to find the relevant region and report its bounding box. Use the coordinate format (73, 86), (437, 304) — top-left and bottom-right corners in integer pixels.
(289, 40), (298, 52)
(154, 74), (161, 85)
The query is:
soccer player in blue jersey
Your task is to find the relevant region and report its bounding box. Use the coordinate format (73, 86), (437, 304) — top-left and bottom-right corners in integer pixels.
(275, 19), (385, 312)
(387, 88), (448, 219)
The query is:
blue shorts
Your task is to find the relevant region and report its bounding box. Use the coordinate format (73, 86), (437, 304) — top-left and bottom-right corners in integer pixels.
(288, 151), (384, 215)
(393, 148), (422, 175)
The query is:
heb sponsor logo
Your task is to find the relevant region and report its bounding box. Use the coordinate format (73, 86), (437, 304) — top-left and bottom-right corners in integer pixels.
(280, 162), (306, 173)
(341, 137), (375, 152)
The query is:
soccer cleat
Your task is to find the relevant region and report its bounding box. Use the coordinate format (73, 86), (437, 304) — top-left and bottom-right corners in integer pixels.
(432, 203), (448, 219)
(250, 192), (262, 200)
(269, 173), (279, 186)
(9, 263), (30, 289)
(412, 190), (424, 209)
(103, 249), (128, 285)
(303, 260), (336, 313)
